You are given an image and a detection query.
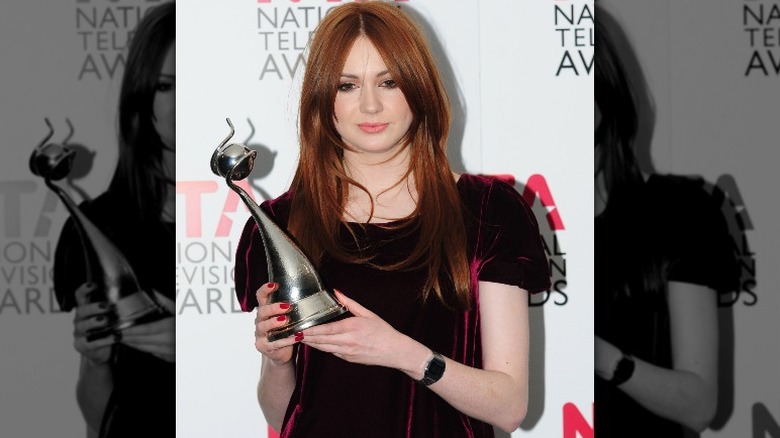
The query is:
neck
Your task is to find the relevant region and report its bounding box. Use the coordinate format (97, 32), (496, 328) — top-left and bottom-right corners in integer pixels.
(342, 147), (413, 197)
(342, 148), (418, 222)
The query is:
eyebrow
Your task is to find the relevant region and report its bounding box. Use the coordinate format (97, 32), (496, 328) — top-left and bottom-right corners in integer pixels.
(340, 70), (390, 79)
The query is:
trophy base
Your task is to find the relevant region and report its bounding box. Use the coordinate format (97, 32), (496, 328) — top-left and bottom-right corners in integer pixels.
(267, 290), (349, 342)
(86, 292), (170, 342)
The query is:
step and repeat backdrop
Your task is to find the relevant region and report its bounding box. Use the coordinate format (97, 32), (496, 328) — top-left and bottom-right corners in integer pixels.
(175, 1), (593, 438)
(598, 1), (779, 437)
(0, 0), (169, 436)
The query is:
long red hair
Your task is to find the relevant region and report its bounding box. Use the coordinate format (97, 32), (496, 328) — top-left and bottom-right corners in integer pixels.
(288, 1), (470, 309)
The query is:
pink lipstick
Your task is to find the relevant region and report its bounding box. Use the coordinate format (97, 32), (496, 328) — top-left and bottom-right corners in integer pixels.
(358, 123), (388, 134)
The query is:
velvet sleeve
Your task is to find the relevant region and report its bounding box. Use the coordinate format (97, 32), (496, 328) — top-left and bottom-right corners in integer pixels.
(234, 216), (269, 312)
(52, 216), (89, 312)
(474, 178), (552, 294)
(662, 177), (739, 295)
(234, 193), (295, 312)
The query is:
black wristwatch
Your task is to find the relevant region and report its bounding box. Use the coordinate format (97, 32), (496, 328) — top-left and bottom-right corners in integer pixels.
(419, 352), (446, 386)
(610, 354), (635, 386)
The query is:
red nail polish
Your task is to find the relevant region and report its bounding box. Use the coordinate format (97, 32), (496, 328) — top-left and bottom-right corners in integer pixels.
(267, 282), (277, 288)
(294, 333), (304, 342)
(279, 303), (290, 310)
(276, 315), (286, 322)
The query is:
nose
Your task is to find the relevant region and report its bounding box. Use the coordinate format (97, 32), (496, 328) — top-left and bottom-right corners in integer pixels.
(359, 86), (382, 114)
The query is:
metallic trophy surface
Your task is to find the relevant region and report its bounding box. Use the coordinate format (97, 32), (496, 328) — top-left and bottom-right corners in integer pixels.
(211, 118), (347, 341)
(30, 119), (169, 341)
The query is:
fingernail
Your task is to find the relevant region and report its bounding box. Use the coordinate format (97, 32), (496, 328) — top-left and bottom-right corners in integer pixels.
(267, 282), (277, 289)
(276, 315), (286, 322)
(279, 303), (290, 310)
(294, 333), (304, 342)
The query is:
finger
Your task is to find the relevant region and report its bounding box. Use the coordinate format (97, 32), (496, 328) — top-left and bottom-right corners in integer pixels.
(120, 317), (174, 337)
(255, 331), (299, 354)
(74, 302), (111, 321)
(74, 314), (113, 337)
(300, 334), (349, 355)
(301, 318), (353, 338)
(256, 301), (292, 321)
(120, 333), (174, 347)
(122, 339), (174, 357)
(74, 282), (98, 306)
(334, 290), (374, 318)
(152, 290), (175, 313)
(75, 334), (115, 354)
(254, 312), (296, 342)
(255, 282), (279, 307)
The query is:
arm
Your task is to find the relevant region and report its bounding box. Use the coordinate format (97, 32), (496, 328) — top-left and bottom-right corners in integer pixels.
(258, 354), (296, 430)
(302, 282), (530, 433)
(425, 281), (530, 432)
(71, 284), (117, 434)
(595, 281), (719, 432)
(76, 356), (114, 435)
(253, 283), (297, 431)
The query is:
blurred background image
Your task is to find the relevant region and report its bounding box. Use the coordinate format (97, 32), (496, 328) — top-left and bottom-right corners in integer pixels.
(1, 1), (174, 436)
(595, 1), (778, 437)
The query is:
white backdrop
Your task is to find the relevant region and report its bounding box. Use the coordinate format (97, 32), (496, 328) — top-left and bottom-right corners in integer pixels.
(599, 1), (780, 436)
(176, 1), (593, 438)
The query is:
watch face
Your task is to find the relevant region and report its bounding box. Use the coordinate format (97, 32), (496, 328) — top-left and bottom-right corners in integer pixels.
(611, 355), (635, 385)
(421, 353), (446, 386)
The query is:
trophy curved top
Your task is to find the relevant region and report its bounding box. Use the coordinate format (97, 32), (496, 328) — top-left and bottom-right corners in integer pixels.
(29, 118), (76, 181)
(211, 118), (257, 181)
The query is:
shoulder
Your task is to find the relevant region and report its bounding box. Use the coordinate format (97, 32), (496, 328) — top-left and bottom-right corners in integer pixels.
(260, 190), (294, 221)
(646, 174), (723, 223)
(647, 174), (712, 205)
(239, 190), (295, 236)
(458, 174), (536, 226)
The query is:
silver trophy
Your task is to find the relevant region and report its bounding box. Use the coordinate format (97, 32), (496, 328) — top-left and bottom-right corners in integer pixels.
(211, 118), (347, 341)
(30, 118), (169, 341)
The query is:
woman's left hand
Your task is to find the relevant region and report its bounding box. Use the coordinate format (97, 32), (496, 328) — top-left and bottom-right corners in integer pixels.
(119, 291), (175, 362)
(301, 290), (407, 368)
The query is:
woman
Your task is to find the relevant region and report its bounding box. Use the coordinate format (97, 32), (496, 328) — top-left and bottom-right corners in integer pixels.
(234, 2), (551, 437)
(593, 6), (738, 437)
(53, 3), (175, 437)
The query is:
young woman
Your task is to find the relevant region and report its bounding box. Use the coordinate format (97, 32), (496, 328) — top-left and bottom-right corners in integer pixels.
(53, 3), (175, 437)
(593, 6), (739, 437)
(235, 2), (551, 437)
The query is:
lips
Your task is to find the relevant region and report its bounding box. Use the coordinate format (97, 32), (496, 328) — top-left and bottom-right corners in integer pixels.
(358, 123), (388, 134)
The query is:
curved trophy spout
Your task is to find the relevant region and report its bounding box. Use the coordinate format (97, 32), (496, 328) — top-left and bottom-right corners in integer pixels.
(30, 119), (168, 341)
(212, 118), (347, 341)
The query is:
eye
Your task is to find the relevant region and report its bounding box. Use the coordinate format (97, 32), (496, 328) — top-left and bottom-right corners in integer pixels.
(338, 82), (357, 92)
(380, 79), (397, 89)
(156, 81), (175, 92)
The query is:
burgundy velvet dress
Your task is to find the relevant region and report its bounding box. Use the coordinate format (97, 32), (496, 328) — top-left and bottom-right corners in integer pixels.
(235, 174), (551, 438)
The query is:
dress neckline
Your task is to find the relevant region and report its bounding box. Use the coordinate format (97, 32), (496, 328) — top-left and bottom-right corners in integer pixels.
(344, 174), (468, 226)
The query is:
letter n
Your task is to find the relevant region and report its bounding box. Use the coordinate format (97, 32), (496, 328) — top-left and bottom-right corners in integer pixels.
(563, 402), (593, 438)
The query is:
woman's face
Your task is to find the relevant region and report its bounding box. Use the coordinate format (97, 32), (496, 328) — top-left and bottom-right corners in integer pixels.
(333, 37), (413, 158)
(153, 43), (175, 151)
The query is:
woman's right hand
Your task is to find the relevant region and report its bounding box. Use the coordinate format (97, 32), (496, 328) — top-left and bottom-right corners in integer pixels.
(254, 282), (298, 366)
(73, 283), (116, 365)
